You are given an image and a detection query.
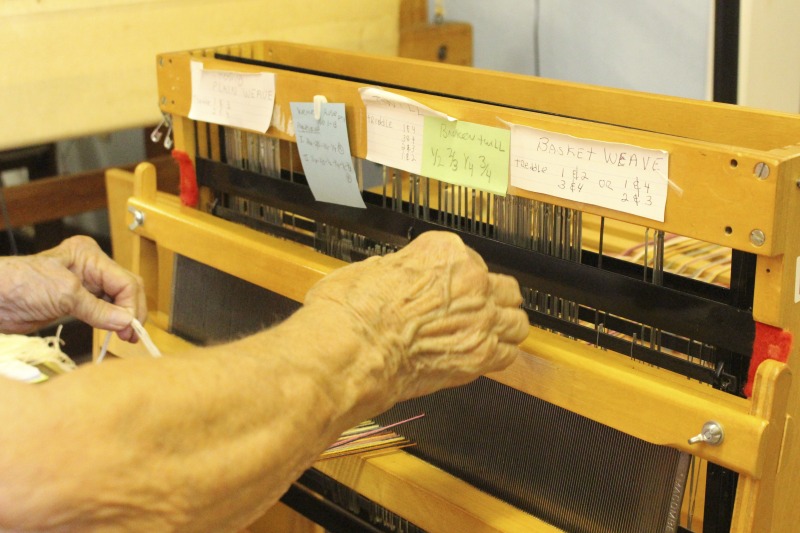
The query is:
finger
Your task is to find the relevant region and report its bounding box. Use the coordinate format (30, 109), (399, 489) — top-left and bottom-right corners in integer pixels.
(92, 260), (145, 310)
(494, 307), (529, 344)
(70, 286), (133, 332)
(447, 262), (491, 303)
(488, 343), (521, 372)
(54, 236), (148, 322)
(404, 231), (465, 260)
(489, 274), (523, 307)
(104, 269), (147, 325)
(84, 267), (146, 338)
(114, 325), (136, 343)
(464, 246), (488, 270)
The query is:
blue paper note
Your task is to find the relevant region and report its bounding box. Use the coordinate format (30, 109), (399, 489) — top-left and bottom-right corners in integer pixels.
(290, 102), (365, 209)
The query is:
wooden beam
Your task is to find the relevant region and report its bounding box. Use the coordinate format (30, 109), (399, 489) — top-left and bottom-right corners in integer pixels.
(0, 156), (177, 230)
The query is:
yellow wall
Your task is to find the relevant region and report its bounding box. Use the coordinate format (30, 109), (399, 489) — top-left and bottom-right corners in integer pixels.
(0, 0), (401, 150)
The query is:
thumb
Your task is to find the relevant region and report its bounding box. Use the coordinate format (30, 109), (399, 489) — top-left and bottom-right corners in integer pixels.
(71, 287), (134, 331)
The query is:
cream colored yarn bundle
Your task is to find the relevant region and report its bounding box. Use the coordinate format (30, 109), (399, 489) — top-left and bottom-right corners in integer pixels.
(0, 327), (77, 382)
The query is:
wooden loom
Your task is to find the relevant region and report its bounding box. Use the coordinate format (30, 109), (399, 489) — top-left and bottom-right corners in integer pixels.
(103, 41), (800, 532)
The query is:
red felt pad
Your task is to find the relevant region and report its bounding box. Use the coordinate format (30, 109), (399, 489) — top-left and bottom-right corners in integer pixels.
(744, 322), (793, 397)
(172, 150), (198, 208)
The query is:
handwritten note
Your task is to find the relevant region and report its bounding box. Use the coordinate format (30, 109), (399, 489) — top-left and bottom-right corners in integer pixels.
(509, 124), (669, 222)
(290, 102), (365, 209)
(421, 118), (510, 195)
(359, 87), (452, 174)
(188, 60), (275, 132)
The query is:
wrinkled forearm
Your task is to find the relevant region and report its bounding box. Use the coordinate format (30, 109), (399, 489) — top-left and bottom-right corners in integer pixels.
(0, 231), (527, 532)
(0, 302), (382, 533)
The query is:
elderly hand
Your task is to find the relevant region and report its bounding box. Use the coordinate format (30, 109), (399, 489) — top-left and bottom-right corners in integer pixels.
(305, 231), (528, 405)
(0, 236), (146, 341)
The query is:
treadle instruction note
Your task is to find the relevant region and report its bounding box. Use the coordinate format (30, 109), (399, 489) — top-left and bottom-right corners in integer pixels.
(421, 118), (510, 196)
(360, 87), (452, 174)
(290, 102), (365, 209)
(188, 60), (275, 132)
(509, 124), (669, 222)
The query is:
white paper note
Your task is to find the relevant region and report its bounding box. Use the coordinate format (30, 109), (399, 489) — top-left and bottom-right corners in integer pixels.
(509, 124), (669, 222)
(290, 102), (365, 209)
(359, 87), (452, 174)
(188, 60), (275, 132)
(795, 256), (800, 304)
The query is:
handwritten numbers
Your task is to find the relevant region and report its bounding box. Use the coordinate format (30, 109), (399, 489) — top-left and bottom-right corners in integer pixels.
(510, 124), (669, 222)
(421, 118), (510, 195)
(290, 102), (365, 208)
(188, 61), (276, 132)
(360, 87), (451, 174)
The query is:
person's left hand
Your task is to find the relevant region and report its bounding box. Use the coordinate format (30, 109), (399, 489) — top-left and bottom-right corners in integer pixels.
(0, 236), (147, 341)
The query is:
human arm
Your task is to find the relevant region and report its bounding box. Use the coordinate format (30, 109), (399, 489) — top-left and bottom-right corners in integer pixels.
(0, 231), (528, 532)
(0, 235), (147, 342)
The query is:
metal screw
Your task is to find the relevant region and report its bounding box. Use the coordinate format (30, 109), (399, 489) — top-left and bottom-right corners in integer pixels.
(754, 162), (770, 180)
(749, 229), (766, 247)
(796, 178), (800, 190)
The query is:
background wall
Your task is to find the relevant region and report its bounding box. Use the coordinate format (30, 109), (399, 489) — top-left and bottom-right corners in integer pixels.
(537, 0), (712, 99)
(430, 0), (712, 99)
(429, 0), (800, 112)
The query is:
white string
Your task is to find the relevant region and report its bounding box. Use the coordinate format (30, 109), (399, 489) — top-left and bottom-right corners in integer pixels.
(96, 318), (161, 364)
(95, 330), (113, 364)
(0, 326), (77, 381)
(0, 319), (162, 382)
(130, 318), (162, 357)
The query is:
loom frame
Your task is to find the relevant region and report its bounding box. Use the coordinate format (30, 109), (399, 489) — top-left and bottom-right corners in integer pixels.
(102, 40), (800, 532)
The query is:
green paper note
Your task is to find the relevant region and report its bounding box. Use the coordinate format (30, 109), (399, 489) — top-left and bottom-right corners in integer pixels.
(421, 117), (510, 195)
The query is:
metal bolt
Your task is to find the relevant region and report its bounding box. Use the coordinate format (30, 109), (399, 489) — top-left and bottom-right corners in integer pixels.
(749, 229), (766, 247)
(754, 162), (770, 180)
(128, 207), (145, 231)
(688, 421), (724, 446)
(796, 178), (800, 190)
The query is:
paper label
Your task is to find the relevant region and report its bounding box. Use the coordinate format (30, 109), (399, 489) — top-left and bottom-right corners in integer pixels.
(421, 118), (510, 195)
(509, 124), (669, 222)
(795, 256), (800, 304)
(290, 102), (365, 209)
(360, 87), (452, 174)
(188, 60), (275, 132)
